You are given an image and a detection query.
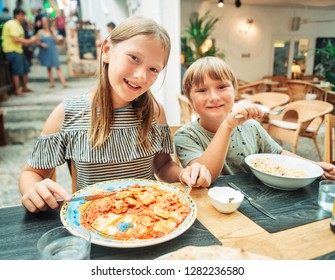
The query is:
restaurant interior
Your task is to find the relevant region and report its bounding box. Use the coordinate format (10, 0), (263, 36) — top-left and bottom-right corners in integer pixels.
(57, 0), (334, 126)
(0, 0), (335, 262)
(177, 0), (335, 161)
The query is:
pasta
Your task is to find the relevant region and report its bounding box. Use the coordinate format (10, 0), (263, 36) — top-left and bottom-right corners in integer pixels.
(251, 157), (307, 178)
(80, 184), (190, 240)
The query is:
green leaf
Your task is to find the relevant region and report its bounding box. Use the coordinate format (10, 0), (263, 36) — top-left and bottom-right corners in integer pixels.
(181, 11), (225, 66)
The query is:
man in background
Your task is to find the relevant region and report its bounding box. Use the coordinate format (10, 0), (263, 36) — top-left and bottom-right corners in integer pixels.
(0, 7), (11, 23)
(2, 8), (35, 96)
(106, 21), (115, 34)
(0, 7), (12, 53)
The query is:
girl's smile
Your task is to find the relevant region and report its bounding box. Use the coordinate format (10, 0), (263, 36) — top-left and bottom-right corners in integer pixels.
(102, 35), (165, 108)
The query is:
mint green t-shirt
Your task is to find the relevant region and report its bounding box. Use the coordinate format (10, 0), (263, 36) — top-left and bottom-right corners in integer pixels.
(174, 119), (282, 175)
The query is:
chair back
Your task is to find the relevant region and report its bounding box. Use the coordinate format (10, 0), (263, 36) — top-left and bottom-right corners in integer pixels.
(285, 80), (327, 101)
(270, 100), (333, 133)
(324, 114), (335, 164)
(247, 92), (290, 109)
(169, 125), (182, 165)
(177, 95), (196, 125)
(268, 100), (333, 160)
(237, 80), (265, 96)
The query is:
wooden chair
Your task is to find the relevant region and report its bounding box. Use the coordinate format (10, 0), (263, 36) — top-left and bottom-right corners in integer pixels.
(237, 79), (249, 86)
(169, 125), (182, 165)
(70, 162), (77, 193)
(301, 74), (325, 82)
(267, 100), (333, 161)
(237, 80), (265, 97)
(285, 80), (327, 101)
(177, 94), (196, 125)
(243, 92), (290, 127)
(324, 114), (335, 164)
(262, 75), (287, 85)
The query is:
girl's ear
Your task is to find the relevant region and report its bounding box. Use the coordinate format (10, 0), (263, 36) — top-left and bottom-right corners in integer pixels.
(101, 39), (111, 63)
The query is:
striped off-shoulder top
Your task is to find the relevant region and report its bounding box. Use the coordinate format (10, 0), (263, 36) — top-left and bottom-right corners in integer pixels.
(28, 94), (174, 190)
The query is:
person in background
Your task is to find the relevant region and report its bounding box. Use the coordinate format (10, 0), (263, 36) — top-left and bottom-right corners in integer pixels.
(22, 18), (35, 66)
(35, 16), (67, 88)
(1, 8), (35, 96)
(18, 16), (211, 213)
(33, 8), (44, 34)
(106, 21), (115, 34)
(0, 7), (11, 23)
(54, 9), (66, 38)
(0, 7), (12, 54)
(66, 11), (78, 38)
(174, 56), (335, 182)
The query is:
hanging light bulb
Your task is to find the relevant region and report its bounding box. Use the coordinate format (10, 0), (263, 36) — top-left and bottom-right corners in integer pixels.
(218, 0), (224, 8)
(235, 0), (242, 8)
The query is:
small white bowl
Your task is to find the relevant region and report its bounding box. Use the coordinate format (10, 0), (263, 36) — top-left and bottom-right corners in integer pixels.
(208, 187), (244, 214)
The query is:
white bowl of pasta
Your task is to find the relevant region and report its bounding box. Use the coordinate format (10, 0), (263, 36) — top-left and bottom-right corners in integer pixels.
(245, 153), (323, 190)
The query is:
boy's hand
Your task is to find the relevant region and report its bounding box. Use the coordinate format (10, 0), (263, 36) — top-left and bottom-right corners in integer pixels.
(179, 162), (211, 187)
(224, 103), (263, 130)
(317, 162), (335, 180)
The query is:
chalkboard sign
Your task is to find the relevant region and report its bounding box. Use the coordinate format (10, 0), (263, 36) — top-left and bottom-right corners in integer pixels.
(77, 29), (97, 60)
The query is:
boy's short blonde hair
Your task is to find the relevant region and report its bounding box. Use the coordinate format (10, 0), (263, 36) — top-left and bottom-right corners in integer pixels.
(182, 56), (238, 99)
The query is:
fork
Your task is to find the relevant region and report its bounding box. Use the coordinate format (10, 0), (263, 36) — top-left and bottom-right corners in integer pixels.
(268, 105), (287, 115)
(178, 185), (192, 201)
(234, 105), (287, 119)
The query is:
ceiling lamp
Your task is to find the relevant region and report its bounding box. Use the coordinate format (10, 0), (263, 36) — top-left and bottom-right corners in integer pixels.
(218, 0), (224, 8)
(235, 0), (242, 8)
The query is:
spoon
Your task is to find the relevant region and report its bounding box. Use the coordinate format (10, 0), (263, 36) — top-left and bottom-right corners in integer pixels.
(234, 105), (287, 119)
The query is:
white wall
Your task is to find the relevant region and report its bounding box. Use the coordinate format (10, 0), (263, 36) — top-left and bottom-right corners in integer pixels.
(141, 0), (181, 125)
(181, 1), (335, 82)
(80, 0), (128, 40)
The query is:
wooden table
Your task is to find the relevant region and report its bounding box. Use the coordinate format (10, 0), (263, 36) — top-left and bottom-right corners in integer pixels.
(1, 173), (334, 260)
(193, 187), (335, 259)
(191, 175), (335, 260)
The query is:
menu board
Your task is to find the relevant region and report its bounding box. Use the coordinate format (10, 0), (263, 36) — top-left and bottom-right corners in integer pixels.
(77, 29), (97, 60)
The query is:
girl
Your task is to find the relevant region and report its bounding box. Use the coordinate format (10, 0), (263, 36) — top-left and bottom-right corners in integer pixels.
(36, 16), (67, 88)
(174, 56), (335, 182)
(19, 17), (211, 213)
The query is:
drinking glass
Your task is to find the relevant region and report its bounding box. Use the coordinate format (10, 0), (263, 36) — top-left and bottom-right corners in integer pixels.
(37, 226), (91, 260)
(318, 180), (335, 212)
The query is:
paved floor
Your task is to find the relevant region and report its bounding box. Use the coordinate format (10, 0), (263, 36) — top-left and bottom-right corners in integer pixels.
(0, 55), (96, 208)
(0, 56), (325, 208)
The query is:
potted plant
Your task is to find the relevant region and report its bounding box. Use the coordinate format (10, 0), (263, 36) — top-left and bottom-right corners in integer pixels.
(315, 40), (335, 90)
(181, 11), (224, 69)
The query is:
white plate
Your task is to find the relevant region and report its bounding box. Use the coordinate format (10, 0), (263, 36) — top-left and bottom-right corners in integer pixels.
(60, 179), (197, 248)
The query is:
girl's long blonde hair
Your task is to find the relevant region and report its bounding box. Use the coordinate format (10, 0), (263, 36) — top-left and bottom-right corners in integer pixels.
(182, 56), (238, 100)
(89, 17), (171, 148)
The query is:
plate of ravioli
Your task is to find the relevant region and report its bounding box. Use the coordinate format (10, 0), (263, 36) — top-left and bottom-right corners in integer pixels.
(60, 179), (197, 248)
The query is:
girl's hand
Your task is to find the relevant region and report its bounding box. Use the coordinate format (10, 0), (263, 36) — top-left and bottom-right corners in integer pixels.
(317, 162), (335, 180)
(21, 179), (71, 213)
(224, 103), (263, 130)
(179, 162), (211, 188)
